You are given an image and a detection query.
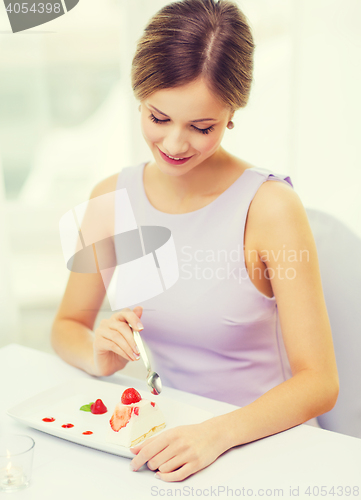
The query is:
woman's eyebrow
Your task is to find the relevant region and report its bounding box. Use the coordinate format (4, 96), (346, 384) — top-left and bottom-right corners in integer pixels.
(148, 104), (217, 122)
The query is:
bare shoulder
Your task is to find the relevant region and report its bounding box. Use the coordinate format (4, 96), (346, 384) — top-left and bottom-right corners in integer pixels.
(90, 173), (119, 199)
(81, 173), (120, 240)
(251, 178), (300, 214)
(247, 178), (312, 249)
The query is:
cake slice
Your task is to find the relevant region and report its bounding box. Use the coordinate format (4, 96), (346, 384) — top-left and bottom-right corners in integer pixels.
(107, 388), (166, 447)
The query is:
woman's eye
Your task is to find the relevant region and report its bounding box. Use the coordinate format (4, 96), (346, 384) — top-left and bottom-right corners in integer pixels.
(149, 113), (214, 135)
(149, 113), (169, 124)
(192, 125), (214, 135)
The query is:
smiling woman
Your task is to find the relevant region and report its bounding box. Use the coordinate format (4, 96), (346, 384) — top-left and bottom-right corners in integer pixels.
(139, 78), (235, 184)
(51, 0), (339, 483)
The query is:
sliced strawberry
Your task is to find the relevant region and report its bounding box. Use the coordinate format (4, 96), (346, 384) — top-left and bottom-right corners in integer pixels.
(133, 407), (139, 416)
(109, 405), (133, 432)
(91, 399), (107, 414)
(121, 388), (142, 405)
(150, 402), (155, 407)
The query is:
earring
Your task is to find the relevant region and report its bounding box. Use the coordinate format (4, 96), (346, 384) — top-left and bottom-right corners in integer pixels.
(227, 120), (234, 129)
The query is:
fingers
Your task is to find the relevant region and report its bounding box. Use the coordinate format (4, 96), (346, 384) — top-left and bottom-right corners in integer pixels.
(100, 306), (146, 360)
(108, 325), (139, 362)
(133, 306), (143, 320)
(108, 319), (140, 358)
(95, 319), (140, 362)
(156, 463), (195, 482)
(130, 435), (169, 471)
(157, 455), (187, 474)
(114, 308), (144, 332)
(147, 449), (179, 472)
(130, 435), (155, 455)
(97, 336), (134, 362)
(129, 425), (214, 482)
(130, 438), (196, 481)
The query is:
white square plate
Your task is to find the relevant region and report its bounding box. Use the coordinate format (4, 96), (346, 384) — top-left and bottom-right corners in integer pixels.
(6, 378), (214, 459)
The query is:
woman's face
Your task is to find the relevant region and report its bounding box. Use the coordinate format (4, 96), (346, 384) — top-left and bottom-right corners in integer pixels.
(140, 77), (233, 176)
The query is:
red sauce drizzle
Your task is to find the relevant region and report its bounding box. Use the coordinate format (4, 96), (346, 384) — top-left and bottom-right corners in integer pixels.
(61, 423), (74, 428)
(83, 431), (93, 435)
(42, 417), (55, 422)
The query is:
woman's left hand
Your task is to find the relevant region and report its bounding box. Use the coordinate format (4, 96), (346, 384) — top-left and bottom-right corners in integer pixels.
(129, 420), (226, 482)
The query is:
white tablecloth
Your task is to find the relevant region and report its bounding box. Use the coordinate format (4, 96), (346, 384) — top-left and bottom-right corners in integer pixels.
(1, 344), (360, 499)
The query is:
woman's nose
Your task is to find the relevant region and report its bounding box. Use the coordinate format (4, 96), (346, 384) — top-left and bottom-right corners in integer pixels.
(162, 128), (189, 157)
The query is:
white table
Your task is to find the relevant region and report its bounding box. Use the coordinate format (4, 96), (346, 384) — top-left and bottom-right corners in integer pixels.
(1, 344), (360, 500)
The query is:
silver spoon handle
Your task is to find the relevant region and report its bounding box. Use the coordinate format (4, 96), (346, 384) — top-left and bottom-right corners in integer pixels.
(131, 327), (151, 374)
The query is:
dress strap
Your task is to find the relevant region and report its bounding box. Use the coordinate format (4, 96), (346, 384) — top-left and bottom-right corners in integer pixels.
(249, 166), (294, 188)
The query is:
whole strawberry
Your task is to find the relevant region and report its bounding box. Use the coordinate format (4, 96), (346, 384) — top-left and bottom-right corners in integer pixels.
(121, 388), (142, 405)
(90, 399), (107, 414)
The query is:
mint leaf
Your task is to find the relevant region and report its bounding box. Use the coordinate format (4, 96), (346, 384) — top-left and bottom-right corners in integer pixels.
(80, 402), (94, 412)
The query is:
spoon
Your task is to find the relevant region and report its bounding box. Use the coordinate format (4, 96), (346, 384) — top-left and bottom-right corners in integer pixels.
(129, 324), (162, 395)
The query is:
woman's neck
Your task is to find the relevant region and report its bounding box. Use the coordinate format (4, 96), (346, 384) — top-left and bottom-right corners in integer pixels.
(148, 147), (237, 201)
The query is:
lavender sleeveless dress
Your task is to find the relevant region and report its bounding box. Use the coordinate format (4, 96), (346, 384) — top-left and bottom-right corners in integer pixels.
(116, 161), (319, 427)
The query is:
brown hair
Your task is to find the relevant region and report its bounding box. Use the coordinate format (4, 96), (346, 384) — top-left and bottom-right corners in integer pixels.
(131, 0), (255, 112)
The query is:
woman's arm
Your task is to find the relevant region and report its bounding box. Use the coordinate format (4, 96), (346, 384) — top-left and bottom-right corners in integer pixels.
(51, 270), (116, 376)
(130, 180), (339, 481)
(51, 174), (143, 376)
(218, 180), (340, 443)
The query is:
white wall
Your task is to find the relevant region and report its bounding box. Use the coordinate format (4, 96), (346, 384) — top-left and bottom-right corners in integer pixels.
(0, 157), (20, 347)
(291, 0), (361, 238)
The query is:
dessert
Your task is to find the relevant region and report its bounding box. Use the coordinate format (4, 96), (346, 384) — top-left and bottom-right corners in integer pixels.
(107, 388), (166, 447)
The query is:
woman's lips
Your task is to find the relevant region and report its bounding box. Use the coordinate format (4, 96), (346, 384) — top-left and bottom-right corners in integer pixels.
(158, 148), (193, 165)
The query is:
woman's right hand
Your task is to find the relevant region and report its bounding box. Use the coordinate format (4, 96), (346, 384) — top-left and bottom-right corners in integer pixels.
(92, 306), (144, 377)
